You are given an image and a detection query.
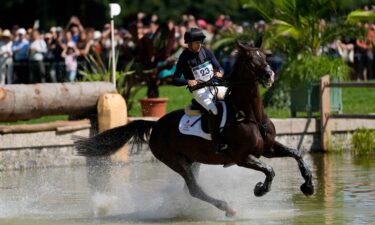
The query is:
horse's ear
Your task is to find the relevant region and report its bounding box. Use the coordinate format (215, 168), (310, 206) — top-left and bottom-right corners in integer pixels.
(236, 40), (247, 50)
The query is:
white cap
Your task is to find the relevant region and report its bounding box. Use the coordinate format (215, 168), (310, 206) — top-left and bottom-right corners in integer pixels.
(67, 41), (75, 48)
(93, 30), (101, 40)
(17, 28), (27, 35)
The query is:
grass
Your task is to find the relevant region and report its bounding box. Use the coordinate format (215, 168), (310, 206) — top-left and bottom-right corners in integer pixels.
(128, 85), (191, 117)
(2, 84), (375, 124)
(342, 87), (375, 114)
(351, 128), (375, 156)
(129, 85), (375, 118)
(0, 115), (69, 125)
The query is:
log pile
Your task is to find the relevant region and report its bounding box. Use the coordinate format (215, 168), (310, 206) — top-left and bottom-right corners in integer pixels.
(0, 82), (116, 122)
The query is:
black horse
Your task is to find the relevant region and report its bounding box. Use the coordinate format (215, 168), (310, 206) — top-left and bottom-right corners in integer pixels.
(75, 41), (314, 217)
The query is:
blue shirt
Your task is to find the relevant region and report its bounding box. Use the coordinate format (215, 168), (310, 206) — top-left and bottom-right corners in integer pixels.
(12, 39), (30, 61)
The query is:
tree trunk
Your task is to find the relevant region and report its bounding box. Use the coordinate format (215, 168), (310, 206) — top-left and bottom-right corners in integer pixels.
(0, 82), (116, 122)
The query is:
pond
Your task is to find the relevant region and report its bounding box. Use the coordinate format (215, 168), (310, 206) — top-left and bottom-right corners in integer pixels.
(0, 153), (374, 225)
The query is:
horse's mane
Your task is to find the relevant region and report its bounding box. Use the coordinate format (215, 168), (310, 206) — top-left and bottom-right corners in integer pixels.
(228, 42), (257, 81)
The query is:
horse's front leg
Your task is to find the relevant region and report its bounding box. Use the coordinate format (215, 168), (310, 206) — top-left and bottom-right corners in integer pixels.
(263, 141), (314, 196)
(238, 154), (275, 197)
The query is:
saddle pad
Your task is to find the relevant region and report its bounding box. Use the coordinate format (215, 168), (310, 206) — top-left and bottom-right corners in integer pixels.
(178, 101), (227, 140)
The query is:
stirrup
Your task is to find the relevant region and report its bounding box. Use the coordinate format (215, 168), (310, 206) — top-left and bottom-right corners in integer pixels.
(223, 162), (236, 168)
(215, 143), (228, 154)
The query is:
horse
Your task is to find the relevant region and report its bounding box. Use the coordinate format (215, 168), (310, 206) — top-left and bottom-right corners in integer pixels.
(75, 41), (314, 217)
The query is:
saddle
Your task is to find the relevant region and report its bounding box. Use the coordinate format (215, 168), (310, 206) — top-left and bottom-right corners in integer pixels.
(179, 100), (227, 140)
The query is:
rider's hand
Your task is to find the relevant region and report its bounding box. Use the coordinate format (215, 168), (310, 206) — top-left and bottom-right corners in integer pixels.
(187, 80), (198, 87)
(215, 71), (224, 78)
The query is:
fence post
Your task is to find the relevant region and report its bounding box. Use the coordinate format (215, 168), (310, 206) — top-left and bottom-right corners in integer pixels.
(320, 75), (331, 151)
(97, 93), (128, 162)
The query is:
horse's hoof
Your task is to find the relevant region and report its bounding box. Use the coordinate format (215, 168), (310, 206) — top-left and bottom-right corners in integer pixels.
(225, 207), (237, 217)
(254, 182), (266, 197)
(300, 182), (314, 196)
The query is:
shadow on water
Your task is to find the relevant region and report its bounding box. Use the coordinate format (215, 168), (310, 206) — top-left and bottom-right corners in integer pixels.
(0, 151), (374, 225)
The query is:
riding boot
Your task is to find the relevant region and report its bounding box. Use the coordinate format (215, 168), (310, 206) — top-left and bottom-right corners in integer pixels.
(208, 111), (227, 154)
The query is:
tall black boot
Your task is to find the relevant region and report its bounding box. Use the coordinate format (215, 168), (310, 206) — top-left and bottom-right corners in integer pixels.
(208, 111), (227, 153)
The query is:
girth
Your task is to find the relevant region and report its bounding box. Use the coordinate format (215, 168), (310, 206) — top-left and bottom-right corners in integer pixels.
(235, 110), (268, 140)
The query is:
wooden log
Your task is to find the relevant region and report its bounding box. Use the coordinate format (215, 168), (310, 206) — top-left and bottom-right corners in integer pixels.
(55, 124), (91, 133)
(0, 82), (116, 122)
(0, 119), (90, 134)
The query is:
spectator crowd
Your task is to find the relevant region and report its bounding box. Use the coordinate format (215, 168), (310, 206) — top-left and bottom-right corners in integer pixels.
(0, 7), (375, 85)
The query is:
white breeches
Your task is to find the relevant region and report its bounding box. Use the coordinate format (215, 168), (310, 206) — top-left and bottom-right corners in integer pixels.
(192, 86), (228, 115)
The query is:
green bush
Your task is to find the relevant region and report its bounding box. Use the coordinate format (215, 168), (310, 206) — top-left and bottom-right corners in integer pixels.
(351, 128), (375, 156)
(281, 54), (350, 87)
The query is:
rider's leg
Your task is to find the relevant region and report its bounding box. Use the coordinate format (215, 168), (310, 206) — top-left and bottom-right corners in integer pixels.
(192, 87), (226, 153)
(192, 87), (217, 114)
(208, 110), (227, 153)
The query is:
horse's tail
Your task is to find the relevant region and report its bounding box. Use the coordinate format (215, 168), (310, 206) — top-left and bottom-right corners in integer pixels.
(74, 120), (156, 157)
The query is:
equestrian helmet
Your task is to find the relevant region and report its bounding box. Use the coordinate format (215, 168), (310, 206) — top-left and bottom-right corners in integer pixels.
(184, 27), (206, 43)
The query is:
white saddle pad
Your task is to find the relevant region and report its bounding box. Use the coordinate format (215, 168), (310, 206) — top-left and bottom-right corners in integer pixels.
(178, 101), (227, 140)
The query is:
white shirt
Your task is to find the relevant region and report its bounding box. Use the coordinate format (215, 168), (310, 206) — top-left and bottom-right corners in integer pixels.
(0, 40), (13, 58)
(29, 39), (47, 61)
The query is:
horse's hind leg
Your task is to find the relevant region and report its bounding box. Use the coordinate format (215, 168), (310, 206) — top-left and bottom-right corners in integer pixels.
(162, 157), (236, 217)
(238, 154), (275, 197)
(191, 162), (201, 179)
(263, 141), (314, 196)
(183, 162), (200, 193)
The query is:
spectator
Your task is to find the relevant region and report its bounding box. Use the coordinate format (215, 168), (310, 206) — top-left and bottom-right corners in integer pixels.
(66, 16), (84, 45)
(61, 41), (80, 82)
(186, 14), (198, 29)
(44, 32), (57, 82)
(254, 20), (266, 48)
(12, 28), (29, 83)
(337, 37), (355, 79)
(355, 22), (374, 80)
(153, 20), (177, 81)
(29, 29), (48, 83)
(100, 23), (112, 67)
(215, 14), (225, 30)
(51, 26), (65, 82)
(175, 23), (187, 49)
(90, 30), (102, 54)
(0, 29), (13, 84)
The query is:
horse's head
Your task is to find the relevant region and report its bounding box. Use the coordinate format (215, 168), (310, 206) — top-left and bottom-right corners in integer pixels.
(236, 41), (275, 88)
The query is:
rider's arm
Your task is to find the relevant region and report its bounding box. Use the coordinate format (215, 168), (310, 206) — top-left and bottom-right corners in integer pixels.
(205, 48), (224, 75)
(172, 53), (188, 86)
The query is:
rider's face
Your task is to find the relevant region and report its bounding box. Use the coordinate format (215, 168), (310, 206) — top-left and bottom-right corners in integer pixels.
(189, 41), (202, 53)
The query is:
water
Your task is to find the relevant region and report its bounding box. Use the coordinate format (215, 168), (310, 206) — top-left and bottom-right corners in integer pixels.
(0, 153), (374, 225)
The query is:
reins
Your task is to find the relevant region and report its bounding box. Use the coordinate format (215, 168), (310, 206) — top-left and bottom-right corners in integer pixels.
(189, 79), (256, 91)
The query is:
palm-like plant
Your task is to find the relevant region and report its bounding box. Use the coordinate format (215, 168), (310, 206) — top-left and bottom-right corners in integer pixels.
(240, 0), (372, 111)
(211, 28), (256, 51)
(242, 0), (375, 57)
(242, 0), (341, 57)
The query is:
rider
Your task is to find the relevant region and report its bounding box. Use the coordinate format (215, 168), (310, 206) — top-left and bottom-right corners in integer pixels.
(172, 27), (227, 153)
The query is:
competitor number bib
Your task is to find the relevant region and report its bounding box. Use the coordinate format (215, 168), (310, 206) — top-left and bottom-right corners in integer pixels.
(191, 61), (214, 82)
